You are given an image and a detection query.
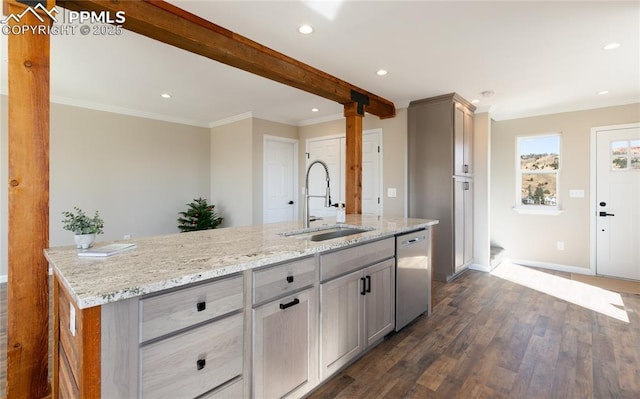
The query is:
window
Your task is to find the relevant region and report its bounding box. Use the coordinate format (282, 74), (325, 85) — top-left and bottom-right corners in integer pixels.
(516, 134), (561, 212)
(611, 140), (640, 170)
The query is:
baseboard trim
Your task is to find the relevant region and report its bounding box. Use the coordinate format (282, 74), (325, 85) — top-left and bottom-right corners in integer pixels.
(469, 263), (492, 273)
(508, 259), (594, 276)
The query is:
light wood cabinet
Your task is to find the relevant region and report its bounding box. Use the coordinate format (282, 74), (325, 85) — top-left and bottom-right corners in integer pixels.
(319, 240), (395, 380)
(140, 313), (243, 399)
(364, 259), (395, 346)
(320, 269), (364, 379)
(408, 92), (475, 281)
(56, 274), (246, 399)
(252, 287), (318, 399)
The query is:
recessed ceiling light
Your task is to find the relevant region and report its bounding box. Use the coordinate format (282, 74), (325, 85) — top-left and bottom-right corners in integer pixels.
(471, 99), (480, 104)
(376, 69), (388, 76)
(311, 108), (319, 112)
(481, 90), (495, 98)
(597, 90), (609, 95)
(298, 25), (313, 34)
(603, 42), (620, 50)
(161, 93), (172, 99)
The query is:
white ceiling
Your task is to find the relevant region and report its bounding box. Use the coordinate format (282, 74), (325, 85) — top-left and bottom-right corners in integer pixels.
(1, 1), (639, 127)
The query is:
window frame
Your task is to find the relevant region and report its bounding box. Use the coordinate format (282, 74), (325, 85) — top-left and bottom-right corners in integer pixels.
(514, 133), (562, 215)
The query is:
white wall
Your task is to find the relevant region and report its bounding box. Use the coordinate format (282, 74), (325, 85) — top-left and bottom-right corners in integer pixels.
(472, 112), (491, 270)
(491, 103), (640, 271)
(210, 118), (253, 227)
(1, 98), (211, 276)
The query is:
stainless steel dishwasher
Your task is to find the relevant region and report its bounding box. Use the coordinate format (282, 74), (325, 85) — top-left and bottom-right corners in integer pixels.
(395, 228), (431, 331)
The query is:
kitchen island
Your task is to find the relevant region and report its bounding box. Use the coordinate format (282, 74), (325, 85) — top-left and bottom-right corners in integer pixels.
(47, 215), (437, 399)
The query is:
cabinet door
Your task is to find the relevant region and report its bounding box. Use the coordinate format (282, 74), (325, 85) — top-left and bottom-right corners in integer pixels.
(253, 287), (317, 399)
(320, 270), (364, 379)
(463, 107), (474, 174)
(463, 179), (474, 266)
(454, 104), (473, 176)
(454, 178), (474, 273)
(364, 259), (395, 346)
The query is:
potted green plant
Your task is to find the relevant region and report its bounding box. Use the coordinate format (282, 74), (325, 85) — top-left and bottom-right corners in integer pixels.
(61, 207), (104, 249)
(177, 198), (223, 232)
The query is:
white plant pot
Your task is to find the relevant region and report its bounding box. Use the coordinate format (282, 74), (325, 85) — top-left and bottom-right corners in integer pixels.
(74, 233), (96, 249)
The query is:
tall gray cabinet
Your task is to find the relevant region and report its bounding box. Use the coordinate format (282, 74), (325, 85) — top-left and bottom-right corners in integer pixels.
(408, 93), (475, 282)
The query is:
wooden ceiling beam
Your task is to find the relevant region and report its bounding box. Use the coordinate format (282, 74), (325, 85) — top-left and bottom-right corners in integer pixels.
(57, 0), (396, 119)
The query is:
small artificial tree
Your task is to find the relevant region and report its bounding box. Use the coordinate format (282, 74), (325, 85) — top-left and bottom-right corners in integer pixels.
(177, 198), (223, 232)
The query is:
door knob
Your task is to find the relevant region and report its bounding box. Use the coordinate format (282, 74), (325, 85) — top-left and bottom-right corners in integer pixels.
(599, 202), (607, 207)
(288, 201), (294, 205)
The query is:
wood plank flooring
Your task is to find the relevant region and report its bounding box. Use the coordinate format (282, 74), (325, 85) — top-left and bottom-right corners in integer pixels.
(1, 266), (639, 399)
(307, 265), (640, 399)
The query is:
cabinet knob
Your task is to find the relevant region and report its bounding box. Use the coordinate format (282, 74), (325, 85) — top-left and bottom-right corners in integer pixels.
(196, 301), (206, 312)
(286, 275), (294, 283)
(196, 358), (206, 370)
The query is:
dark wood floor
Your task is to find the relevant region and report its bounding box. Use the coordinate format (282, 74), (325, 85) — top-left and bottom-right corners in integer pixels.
(1, 266), (639, 398)
(307, 265), (640, 399)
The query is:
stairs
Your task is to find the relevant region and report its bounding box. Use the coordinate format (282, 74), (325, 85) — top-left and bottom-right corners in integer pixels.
(490, 246), (505, 270)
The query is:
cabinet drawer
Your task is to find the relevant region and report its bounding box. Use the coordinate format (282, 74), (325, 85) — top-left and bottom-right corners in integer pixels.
(140, 274), (243, 342)
(199, 377), (243, 399)
(253, 256), (317, 304)
(141, 312), (243, 399)
(320, 238), (394, 281)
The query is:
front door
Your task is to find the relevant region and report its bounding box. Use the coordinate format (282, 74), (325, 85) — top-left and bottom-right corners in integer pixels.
(596, 125), (640, 280)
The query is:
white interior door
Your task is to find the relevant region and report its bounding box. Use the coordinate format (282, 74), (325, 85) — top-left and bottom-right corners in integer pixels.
(306, 131), (381, 219)
(362, 133), (381, 215)
(596, 126), (640, 280)
(307, 137), (342, 218)
(263, 136), (297, 224)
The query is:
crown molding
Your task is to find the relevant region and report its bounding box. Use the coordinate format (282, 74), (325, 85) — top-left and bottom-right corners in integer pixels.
(208, 112), (253, 128)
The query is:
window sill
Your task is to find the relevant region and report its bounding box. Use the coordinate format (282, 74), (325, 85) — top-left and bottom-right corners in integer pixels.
(512, 207), (564, 216)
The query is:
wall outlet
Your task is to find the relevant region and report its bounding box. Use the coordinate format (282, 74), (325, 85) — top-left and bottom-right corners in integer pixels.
(69, 304), (76, 336)
(556, 241), (565, 251)
(387, 188), (397, 198)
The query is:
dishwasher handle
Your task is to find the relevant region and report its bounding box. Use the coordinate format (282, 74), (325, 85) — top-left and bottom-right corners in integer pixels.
(401, 235), (426, 246)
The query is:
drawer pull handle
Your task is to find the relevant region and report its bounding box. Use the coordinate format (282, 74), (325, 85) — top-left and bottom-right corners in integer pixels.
(360, 277), (366, 295)
(196, 359), (206, 370)
(365, 275), (371, 293)
(279, 298), (300, 310)
(286, 275), (294, 283)
(196, 302), (206, 312)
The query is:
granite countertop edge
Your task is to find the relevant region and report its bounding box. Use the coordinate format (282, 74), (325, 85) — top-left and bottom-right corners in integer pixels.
(45, 216), (438, 309)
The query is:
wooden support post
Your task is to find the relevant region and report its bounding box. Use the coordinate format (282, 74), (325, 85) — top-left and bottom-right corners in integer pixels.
(344, 102), (363, 215)
(4, 0), (53, 397)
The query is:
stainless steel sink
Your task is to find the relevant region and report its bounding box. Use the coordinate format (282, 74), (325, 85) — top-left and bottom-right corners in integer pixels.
(280, 225), (372, 241)
(308, 228), (370, 241)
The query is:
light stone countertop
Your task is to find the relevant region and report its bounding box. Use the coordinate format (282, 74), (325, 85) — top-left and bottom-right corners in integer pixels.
(45, 215), (438, 309)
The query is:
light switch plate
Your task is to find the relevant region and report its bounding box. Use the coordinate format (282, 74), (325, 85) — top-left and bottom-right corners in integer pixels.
(387, 188), (397, 198)
(569, 189), (585, 198)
